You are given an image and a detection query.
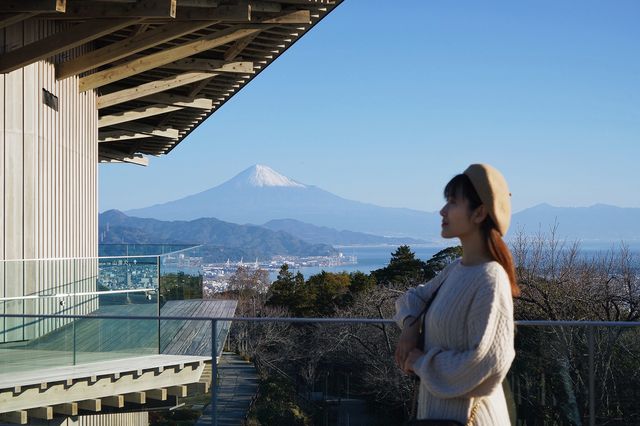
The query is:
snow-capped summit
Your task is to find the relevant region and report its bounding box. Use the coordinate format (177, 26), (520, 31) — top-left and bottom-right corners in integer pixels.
(125, 164), (439, 239)
(230, 164), (306, 188)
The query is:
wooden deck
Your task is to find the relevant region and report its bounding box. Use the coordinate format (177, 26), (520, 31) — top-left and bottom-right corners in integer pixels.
(161, 299), (237, 357)
(0, 354), (209, 390)
(0, 299), (237, 376)
(0, 354), (209, 416)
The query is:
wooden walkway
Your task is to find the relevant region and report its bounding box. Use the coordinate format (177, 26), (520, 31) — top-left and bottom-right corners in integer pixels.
(196, 352), (259, 426)
(161, 300), (237, 357)
(0, 299), (237, 376)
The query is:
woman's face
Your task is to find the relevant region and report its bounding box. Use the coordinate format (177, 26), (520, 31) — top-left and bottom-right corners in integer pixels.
(439, 193), (479, 239)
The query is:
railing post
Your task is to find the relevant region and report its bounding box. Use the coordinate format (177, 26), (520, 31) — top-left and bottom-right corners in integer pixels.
(211, 319), (218, 426)
(73, 318), (77, 366)
(588, 326), (595, 426)
(157, 256), (161, 355)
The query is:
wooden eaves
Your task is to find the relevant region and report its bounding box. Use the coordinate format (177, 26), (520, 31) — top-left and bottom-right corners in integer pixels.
(0, 0), (342, 165)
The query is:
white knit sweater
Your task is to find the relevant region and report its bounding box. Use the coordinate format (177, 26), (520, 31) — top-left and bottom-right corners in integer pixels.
(394, 259), (515, 425)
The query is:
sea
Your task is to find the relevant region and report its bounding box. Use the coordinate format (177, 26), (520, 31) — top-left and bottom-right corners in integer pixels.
(283, 241), (640, 282)
(164, 241), (640, 283)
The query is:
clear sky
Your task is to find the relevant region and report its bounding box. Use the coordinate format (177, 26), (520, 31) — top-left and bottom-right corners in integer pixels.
(99, 0), (640, 214)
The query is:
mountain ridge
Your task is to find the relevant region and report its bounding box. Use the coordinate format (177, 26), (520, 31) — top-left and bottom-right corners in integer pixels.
(126, 165), (441, 239)
(99, 209), (337, 260)
(123, 165), (640, 242)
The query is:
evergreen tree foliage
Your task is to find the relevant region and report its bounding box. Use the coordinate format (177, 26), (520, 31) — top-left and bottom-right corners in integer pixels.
(423, 246), (463, 280)
(371, 245), (428, 287)
(266, 267), (377, 317)
(160, 272), (203, 305)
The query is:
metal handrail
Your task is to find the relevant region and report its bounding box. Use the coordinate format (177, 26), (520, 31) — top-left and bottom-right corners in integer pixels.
(2, 312), (637, 426)
(2, 313), (639, 327)
(0, 288), (157, 302)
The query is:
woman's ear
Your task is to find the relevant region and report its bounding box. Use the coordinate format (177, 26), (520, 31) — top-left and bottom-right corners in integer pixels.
(472, 204), (488, 224)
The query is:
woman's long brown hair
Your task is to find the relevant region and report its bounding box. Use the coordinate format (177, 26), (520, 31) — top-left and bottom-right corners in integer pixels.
(444, 174), (520, 297)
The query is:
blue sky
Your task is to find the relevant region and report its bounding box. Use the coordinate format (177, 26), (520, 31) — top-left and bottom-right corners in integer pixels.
(99, 0), (640, 214)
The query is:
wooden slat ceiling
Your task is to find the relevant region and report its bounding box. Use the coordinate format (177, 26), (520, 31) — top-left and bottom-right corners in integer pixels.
(0, 0), (341, 165)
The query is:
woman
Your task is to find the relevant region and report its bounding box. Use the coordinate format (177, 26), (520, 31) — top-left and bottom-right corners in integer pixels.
(394, 164), (519, 425)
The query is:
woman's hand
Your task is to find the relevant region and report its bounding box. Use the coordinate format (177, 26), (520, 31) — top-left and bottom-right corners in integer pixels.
(403, 348), (425, 374)
(395, 316), (420, 370)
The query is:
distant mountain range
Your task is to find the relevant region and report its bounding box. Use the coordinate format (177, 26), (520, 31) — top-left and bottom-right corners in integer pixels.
(122, 165), (640, 242)
(126, 165), (441, 240)
(262, 219), (427, 246)
(99, 210), (336, 261)
(510, 203), (640, 241)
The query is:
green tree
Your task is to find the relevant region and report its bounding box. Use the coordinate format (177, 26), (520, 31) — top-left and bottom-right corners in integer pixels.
(423, 246), (463, 280)
(251, 376), (311, 426)
(371, 245), (428, 287)
(348, 271), (376, 294)
(267, 264), (309, 316)
(307, 271), (352, 316)
(160, 272), (203, 305)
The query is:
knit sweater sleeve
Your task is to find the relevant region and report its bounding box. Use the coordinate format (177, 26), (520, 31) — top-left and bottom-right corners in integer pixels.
(393, 260), (459, 328)
(412, 265), (515, 399)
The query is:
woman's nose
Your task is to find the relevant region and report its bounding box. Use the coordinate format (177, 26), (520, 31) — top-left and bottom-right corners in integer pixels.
(440, 205), (446, 217)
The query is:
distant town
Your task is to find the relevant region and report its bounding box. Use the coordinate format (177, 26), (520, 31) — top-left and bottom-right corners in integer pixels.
(202, 253), (358, 295)
(97, 253), (358, 295)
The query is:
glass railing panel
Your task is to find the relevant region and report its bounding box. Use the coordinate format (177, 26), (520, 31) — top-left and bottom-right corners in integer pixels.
(159, 246), (204, 306)
(588, 325), (640, 424)
(510, 324), (640, 425)
(1, 314), (639, 424)
(0, 298), (76, 375)
(74, 317), (159, 365)
(510, 325), (584, 424)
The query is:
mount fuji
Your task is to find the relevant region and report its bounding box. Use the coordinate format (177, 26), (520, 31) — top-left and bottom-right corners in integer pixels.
(125, 165), (441, 240)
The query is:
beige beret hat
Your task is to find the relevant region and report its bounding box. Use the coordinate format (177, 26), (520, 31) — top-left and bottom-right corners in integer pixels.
(463, 164), (511, 236)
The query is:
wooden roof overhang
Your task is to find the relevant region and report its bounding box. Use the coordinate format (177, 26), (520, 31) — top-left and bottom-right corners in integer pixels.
(0, 0), (342, 166)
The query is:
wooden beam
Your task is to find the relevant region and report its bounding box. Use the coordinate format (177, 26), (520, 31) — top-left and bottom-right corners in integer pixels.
(28, 407), (53, 420)
(100, 148), (149, 166)
(53, 403), (78, 416)
(96, 71), (218, 108)
(163, 59), (254, 73)
(52, 0), (176, 18)
(180, 0), (220, 7)
(174, 1), (250, 20)
(224, 32), (259, 61)
(186, 77), (214, 97)
(261, 10), (310, 24)
(78, 398), (103, 412)
(79, 25), (261, 91)
(56, 20), (219, 80)
(0, 13), (38, 30)
(102, 395), (124, 408)
(0, 18), (141, 74)
(0, 0), (64, 13)
(138, 93), (214, 109)
(99, 104), (183, 128)
(111, 122), (179, 139)
(0, 411), (27, 425)
(276, 0), (335, 4)
(167, 385), (188, 397)
(101, 157), (150, 166)
(250, 1), (281, 13)
(187, 382), (210, 395)
(124, 392), (146, 404)
(77, 399), (101, 412)
(146, 388), (168, 401)
(99, 131), (153, 143)
(178, 0), (219, 6)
